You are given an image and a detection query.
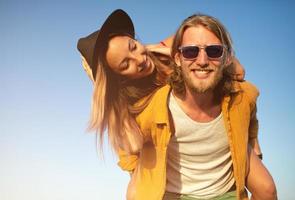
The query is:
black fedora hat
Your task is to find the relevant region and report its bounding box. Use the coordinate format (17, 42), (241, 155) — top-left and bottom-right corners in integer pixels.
(77, 9), (135, 80)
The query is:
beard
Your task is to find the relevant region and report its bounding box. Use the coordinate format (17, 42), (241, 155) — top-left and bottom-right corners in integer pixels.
(181, 65), (224, 93)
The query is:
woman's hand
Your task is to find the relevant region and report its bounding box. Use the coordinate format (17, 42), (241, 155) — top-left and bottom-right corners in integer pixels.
(227, 57), (246, 81)
(146, 44), (171, 56)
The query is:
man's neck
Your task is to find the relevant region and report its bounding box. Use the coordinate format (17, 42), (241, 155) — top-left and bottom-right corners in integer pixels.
(172, 86), (221, 123)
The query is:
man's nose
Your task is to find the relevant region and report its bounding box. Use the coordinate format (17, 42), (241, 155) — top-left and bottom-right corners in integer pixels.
(195, 49), (209, 67)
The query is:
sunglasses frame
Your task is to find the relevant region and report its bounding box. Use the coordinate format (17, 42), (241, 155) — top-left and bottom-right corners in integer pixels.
(178, 44), (227, 60)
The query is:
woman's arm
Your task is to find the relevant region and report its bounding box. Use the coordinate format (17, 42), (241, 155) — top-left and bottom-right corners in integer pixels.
(145, 35), (174, 56)
(160, 35), (174, 47)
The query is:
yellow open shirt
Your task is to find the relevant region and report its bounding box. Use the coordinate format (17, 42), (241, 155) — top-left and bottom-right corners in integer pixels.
(119, 81), (259, 200)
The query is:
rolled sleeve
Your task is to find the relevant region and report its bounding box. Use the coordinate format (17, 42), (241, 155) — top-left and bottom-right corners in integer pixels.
(117, 148), (138, 172)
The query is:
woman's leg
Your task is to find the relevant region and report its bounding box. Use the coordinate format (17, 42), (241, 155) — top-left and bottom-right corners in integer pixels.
(246, 149), (277, 200)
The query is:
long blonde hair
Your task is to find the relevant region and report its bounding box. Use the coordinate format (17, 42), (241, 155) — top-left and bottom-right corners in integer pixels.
(88, 46), (173, 154)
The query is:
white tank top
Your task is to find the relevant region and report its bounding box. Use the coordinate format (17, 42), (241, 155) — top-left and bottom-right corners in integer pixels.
(166, 92), (235, 199)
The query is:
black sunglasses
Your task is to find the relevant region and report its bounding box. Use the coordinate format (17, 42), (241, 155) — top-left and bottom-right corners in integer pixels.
(179, 44), (225, 59)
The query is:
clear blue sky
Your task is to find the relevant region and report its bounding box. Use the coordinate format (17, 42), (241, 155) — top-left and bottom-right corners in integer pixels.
(1, 0), (294, 199)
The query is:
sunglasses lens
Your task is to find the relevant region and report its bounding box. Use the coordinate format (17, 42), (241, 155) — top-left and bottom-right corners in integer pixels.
(181, 46), (199, 59)
(206, 45), (224, 58)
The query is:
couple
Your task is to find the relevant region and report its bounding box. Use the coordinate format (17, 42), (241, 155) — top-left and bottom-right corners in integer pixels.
(77, 9), (276, 200)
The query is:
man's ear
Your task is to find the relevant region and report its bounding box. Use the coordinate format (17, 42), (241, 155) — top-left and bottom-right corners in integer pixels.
(174, 52), (181, 66)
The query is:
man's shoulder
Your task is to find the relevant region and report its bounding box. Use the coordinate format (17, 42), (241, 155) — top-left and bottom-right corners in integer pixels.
(153, 84), (171, 100)
(134, 84), (169, 104)
(143, 84), (171, 112)
(136, 85), (171, 124)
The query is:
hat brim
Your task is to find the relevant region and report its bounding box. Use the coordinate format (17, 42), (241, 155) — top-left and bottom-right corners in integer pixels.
(92, 9), (135, 80)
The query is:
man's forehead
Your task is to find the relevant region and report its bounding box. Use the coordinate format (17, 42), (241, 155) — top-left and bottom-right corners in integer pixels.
(182, 25), (221, 45)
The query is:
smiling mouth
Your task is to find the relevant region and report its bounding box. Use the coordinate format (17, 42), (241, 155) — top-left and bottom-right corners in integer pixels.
(191, 68), (214, 78)
(192, 68), (214, 72)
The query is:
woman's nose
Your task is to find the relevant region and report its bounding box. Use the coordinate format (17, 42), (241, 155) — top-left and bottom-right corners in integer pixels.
(130, 48), (145, 64)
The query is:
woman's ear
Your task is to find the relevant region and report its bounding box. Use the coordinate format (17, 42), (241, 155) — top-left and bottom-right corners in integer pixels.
(174, 52), (181, 67)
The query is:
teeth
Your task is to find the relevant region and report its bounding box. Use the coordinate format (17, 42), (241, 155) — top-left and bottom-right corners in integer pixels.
(197, 69), (211, 71)
(193, 69), (212, 72)
(194, 71), (209, 75)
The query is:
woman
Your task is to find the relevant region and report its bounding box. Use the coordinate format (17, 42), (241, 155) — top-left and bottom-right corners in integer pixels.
(77, 9), (253, 155)
(78, 10), (173, 154)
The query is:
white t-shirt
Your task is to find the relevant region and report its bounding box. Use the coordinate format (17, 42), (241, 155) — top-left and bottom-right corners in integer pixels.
(166, 92), (235, 199)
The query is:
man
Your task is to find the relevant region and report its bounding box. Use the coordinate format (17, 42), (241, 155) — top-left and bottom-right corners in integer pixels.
(119, 14), (276, 200)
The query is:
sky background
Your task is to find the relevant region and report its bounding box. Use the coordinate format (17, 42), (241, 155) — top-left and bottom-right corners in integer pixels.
(1, 0), (295, 199)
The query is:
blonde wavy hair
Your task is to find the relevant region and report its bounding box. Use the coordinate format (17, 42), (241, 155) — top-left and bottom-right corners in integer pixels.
(83, 43), (172, 154)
